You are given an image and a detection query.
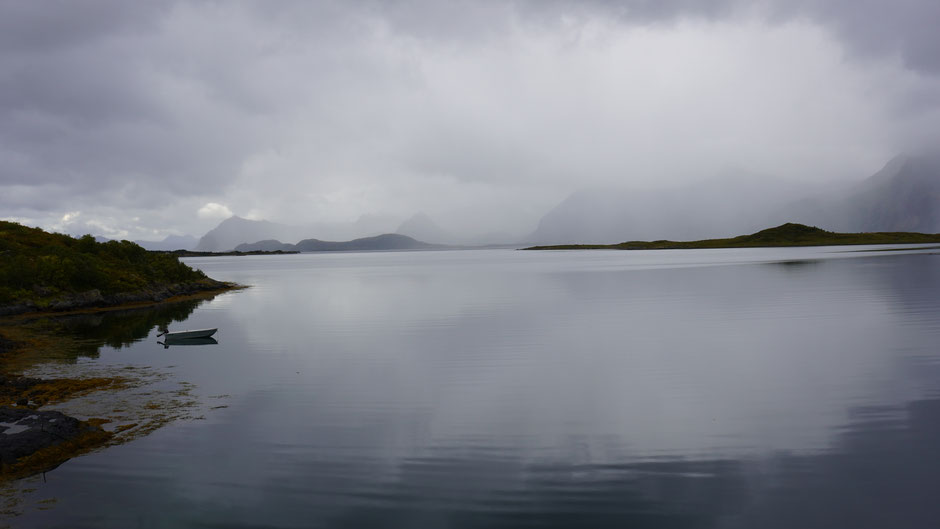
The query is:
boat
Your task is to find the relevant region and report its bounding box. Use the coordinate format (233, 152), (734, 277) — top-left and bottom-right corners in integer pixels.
(157, 328), (217, 340)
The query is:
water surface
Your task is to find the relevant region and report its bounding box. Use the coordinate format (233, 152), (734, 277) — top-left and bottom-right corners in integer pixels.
(8, 246), (940, 528)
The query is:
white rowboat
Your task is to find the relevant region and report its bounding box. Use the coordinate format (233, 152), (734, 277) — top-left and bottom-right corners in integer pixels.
(158, 328), (217, 340)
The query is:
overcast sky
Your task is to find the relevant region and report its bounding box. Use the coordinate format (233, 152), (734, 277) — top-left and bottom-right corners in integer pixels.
(2, 0), (939, 240)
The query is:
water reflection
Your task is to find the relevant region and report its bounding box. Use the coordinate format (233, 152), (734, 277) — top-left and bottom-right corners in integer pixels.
(324, 394), (940, 529)
(13, 295), (217, 361)
(158, 336), (218, 348)
(6, 249), (940, 528)
(23, 393), (939, 528)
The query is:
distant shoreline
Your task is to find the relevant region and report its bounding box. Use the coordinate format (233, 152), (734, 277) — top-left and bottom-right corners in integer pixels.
(522, 223), (940, 251)
(160, 249), (299, 257)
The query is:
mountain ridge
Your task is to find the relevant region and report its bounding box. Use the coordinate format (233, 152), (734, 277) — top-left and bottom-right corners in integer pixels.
(234, 233), (441, 252)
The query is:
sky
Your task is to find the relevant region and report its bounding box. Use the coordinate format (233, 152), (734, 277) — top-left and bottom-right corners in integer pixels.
(2, 0), (939, 241)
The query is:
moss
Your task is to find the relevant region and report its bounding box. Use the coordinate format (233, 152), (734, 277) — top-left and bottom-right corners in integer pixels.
(0, 375), (129, 408)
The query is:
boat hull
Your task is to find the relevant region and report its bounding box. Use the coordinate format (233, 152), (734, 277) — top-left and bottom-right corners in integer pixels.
(163, 337), (218, 346)
(163, 328), (217, 340)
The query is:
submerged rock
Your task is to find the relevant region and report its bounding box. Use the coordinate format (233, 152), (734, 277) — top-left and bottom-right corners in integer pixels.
(0, 407), (99, 465)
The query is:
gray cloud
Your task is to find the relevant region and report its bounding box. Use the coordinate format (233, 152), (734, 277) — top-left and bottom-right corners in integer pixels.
(531, 0), (940, 75)
(781, 0), (940, 75)
(0, 0), (168, 53)
(1, 0), (938, 241)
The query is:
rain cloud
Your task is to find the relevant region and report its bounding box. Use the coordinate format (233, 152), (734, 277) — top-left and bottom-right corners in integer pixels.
(2, 0), (939, 241)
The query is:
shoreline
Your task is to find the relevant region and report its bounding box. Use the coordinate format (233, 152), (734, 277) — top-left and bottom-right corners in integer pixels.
(522, 224), (940, 251)
(0, 283), (245, 482)
(0, 281), (246, 319)
(523, 241), (940, 251)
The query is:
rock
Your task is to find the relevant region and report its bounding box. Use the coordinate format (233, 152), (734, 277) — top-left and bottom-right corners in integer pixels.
(48, 289), (104, 311)
(0, 407), (98, 465)
(0, 374), (41, 392)
(31, 285), (53, 297)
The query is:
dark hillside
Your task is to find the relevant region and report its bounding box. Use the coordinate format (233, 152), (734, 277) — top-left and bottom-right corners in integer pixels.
(0, 221), (231, 315)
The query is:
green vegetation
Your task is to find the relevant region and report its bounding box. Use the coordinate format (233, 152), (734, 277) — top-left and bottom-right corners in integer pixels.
(523, 223), (940, 250)
(0, 221), (226, 310)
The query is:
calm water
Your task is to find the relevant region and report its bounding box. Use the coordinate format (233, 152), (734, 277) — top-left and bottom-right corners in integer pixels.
(7, 246), (940, 528)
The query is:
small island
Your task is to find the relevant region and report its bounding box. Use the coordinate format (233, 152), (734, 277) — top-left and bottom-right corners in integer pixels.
(522, 223), (940, 250)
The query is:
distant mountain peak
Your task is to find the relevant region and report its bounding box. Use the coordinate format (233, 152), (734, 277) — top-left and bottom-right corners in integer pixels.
(528, 153), (940, 244)
(195, 216), (291, 252)
(396, 213), (451, 244)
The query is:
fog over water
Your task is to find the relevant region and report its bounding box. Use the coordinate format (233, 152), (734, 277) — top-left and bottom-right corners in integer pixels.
(2, 1), (940, 242)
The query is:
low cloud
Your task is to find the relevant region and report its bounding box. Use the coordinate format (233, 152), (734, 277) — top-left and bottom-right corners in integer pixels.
(197, 202), (233, 220)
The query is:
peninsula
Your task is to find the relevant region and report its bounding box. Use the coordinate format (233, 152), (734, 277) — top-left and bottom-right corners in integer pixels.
(522, 223), (940, 250)
(0, 221), (238, 316)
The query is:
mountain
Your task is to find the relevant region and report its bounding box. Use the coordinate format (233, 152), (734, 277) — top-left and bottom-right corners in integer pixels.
(528, 177), (810, 245)
(776, 154), (940, 234)
(194, 215), (408, 251)
(135, 234), (198, 251)
(396, 213), (452, 244)
(528, 155), (940, 245)
(295, 233), (438, 252)
(234, 233), (439, 252)
(845, 154), (940, 232)
(231, 239), (295, 252)
(194, 216), (306, 252)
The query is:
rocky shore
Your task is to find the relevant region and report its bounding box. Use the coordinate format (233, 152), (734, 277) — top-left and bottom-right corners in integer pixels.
(0, 407), (108, 467)
(0, 373), (117, 479)
(0, 283), (239, 480)
(0, 222), (243, 480)
(0, 278), (234, 317)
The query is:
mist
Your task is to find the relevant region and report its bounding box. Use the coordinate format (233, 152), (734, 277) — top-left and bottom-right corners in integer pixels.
(2, 1), (939, 242)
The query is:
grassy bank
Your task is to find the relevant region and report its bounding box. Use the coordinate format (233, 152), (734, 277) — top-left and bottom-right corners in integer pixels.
(523, 223), (940, 250)
(0, 221), (238, 315)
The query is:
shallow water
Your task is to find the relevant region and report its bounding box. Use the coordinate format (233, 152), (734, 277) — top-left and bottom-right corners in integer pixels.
(7, 246), (940, 528)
